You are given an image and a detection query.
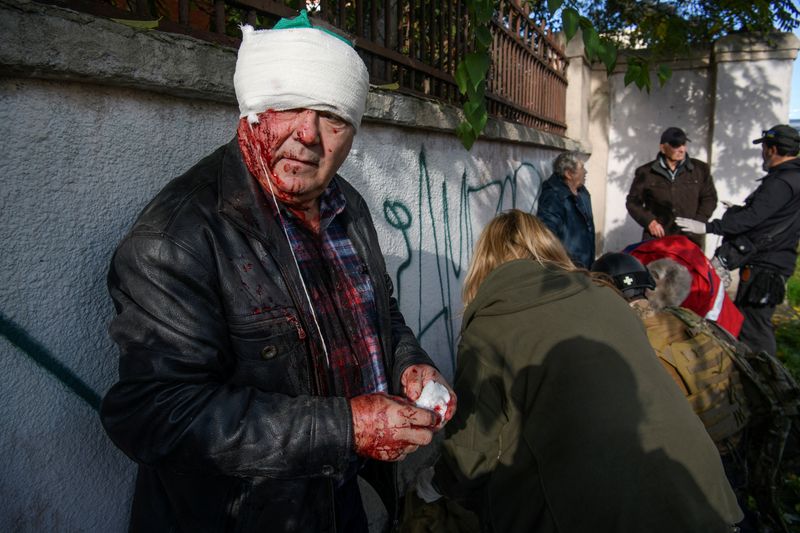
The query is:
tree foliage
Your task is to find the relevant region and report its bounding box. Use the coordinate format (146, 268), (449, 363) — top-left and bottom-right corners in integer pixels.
(455, 0), (800, 149)
(454, 0), (494, 150)
(534, 0), (800, 90)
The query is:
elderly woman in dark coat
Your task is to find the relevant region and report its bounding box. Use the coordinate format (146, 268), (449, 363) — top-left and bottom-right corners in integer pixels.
(536, 151), (595, 268)
(434, 209), (742, 533)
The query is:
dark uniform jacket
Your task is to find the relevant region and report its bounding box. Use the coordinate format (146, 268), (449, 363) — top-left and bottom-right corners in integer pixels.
(707, 158), (800, 277)
(627, 154), (717, 247)
(436, 259), (742, 533)
(100, 139), (434, 532)
(536, 173), (595, 268)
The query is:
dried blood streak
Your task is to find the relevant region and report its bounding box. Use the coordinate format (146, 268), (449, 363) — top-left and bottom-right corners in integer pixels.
(352, 394), (433, 461)
(237, 115), (318, 231)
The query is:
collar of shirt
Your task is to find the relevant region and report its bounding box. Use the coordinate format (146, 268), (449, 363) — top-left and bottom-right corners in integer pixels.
(657, 153), (686, 180)
(551, 174), (586, 199)
(261, 177), (347, 231)
(317, 179), (347, 232)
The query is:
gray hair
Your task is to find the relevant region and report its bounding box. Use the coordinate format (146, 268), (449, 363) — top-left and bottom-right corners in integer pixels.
(646, 258), (692, 311)
(552, 151), (585, 177)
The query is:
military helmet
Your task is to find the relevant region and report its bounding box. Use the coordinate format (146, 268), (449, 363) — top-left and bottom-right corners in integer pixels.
(591, 253), (655, 300)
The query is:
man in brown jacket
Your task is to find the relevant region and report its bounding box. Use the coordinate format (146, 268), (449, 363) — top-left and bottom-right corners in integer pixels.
(626, 127), (717, 248)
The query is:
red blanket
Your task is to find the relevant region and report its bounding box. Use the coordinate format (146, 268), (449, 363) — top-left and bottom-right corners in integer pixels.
(627, 236), (743, 338)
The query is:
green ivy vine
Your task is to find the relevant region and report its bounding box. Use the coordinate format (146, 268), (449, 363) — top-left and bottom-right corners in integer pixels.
(453, 0), (628, 150)
(453, 0), (494, 150)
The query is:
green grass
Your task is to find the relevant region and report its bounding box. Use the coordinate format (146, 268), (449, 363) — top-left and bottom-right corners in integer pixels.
(775, 255), (800, 383)
(774, 255), (800, 531)
(789, 256), (800, 308)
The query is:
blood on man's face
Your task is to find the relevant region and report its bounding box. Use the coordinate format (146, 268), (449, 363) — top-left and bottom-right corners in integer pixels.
(238, 109), (355, 208)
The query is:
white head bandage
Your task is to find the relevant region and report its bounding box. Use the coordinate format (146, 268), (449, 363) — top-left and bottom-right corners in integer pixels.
(234, 24), (369, 130)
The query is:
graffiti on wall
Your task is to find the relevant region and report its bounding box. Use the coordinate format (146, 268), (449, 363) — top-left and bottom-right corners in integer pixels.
(1, 147), (547, 407)
(0, 312), (101, 410)
(382, 148), (546, 369)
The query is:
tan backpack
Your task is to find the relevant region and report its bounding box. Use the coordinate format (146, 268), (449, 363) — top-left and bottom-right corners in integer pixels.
(644, 306), (800, 533)
(643, 306), (750, 444)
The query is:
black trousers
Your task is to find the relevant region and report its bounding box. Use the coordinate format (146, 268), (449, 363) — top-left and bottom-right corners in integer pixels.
(735, 265), (784, 356)
(737, 303), (777, 356)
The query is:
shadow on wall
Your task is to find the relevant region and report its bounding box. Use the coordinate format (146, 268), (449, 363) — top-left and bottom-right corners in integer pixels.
(602, 60), (782, 253)
(710, 62), (784, 194)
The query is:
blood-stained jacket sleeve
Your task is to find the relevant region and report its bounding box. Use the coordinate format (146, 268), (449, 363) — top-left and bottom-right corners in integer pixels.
(100, 232), (353, 478)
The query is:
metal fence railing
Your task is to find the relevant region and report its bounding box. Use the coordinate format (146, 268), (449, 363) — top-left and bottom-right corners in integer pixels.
(43, 0), (568, 135)
(489, 0), (567, 133)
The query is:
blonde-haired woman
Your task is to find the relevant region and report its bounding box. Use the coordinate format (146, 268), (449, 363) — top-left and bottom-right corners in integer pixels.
(434, 209), (741, 533)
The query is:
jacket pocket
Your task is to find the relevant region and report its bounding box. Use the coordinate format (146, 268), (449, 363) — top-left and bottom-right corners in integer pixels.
(228, 315), (310, 395)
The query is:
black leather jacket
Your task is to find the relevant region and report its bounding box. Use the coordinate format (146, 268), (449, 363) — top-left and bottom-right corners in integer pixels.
(100, 139), (434, 532)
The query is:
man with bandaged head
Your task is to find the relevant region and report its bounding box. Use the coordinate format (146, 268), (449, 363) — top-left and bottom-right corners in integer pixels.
(100, 11), (455, 532)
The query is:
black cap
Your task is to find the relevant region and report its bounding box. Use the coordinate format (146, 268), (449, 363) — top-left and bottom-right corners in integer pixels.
(660, 127), (690, 147)
(752, 124), (800, 150)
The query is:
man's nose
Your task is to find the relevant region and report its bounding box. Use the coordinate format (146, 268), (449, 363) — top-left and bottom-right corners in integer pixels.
(294, 110), (321, 146)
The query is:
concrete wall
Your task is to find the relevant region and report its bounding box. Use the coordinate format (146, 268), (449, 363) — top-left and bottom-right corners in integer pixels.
(710, 33), (799, 231)
(573, 32), (800, 255)
(4, 0), (797, 528)
(603, 60), (713, 251)
(0, 0), (570, 529)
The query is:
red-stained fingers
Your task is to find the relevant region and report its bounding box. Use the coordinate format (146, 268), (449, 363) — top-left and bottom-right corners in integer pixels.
(350, 393), (437, 462)
(401, 364), (439, 402)
(442, 389), (458, 425)
(401, 364), (458, 428)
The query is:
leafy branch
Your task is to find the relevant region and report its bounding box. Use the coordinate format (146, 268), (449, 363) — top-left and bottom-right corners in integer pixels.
(453, 0), (800, 150)
(454, 0), (493, 150)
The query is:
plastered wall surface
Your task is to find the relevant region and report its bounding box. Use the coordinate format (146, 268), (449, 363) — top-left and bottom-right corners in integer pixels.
(0, 78), (237, 531)
(342, 131), (552, 374)
(0, 76), (556, 531)
(710, 58), (795, 216)
(592, 33), (799, 256)
(602, 67), (713, 253)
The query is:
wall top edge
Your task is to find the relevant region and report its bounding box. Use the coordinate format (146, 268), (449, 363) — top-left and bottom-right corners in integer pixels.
(713, 32), (800, 55)
(0, 0), (582, 152)
(365, 90), (585, 152)
(576, 31), (798, 73)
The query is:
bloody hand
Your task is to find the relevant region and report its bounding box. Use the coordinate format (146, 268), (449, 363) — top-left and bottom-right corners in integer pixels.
(401, 364), (457, 427)
(350, 393), (437, 461)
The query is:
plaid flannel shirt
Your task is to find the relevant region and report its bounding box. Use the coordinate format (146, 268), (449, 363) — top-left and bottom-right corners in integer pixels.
(276, 180), (388, 398)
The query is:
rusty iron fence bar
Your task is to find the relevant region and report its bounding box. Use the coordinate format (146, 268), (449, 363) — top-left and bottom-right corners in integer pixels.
(488, 0), (567, 132)
(38, 0), (567, 135)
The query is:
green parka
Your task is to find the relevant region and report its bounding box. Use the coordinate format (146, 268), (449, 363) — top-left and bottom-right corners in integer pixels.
(435, 259), (742, 532)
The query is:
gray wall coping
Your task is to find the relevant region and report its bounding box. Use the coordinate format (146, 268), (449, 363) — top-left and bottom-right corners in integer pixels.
(577, 32), (799, 74)
(713, 32), (800, 63)
(0, 0), (582, 152)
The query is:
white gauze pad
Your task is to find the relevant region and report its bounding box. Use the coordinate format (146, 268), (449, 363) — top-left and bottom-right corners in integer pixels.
(415, 381), (450, 419)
